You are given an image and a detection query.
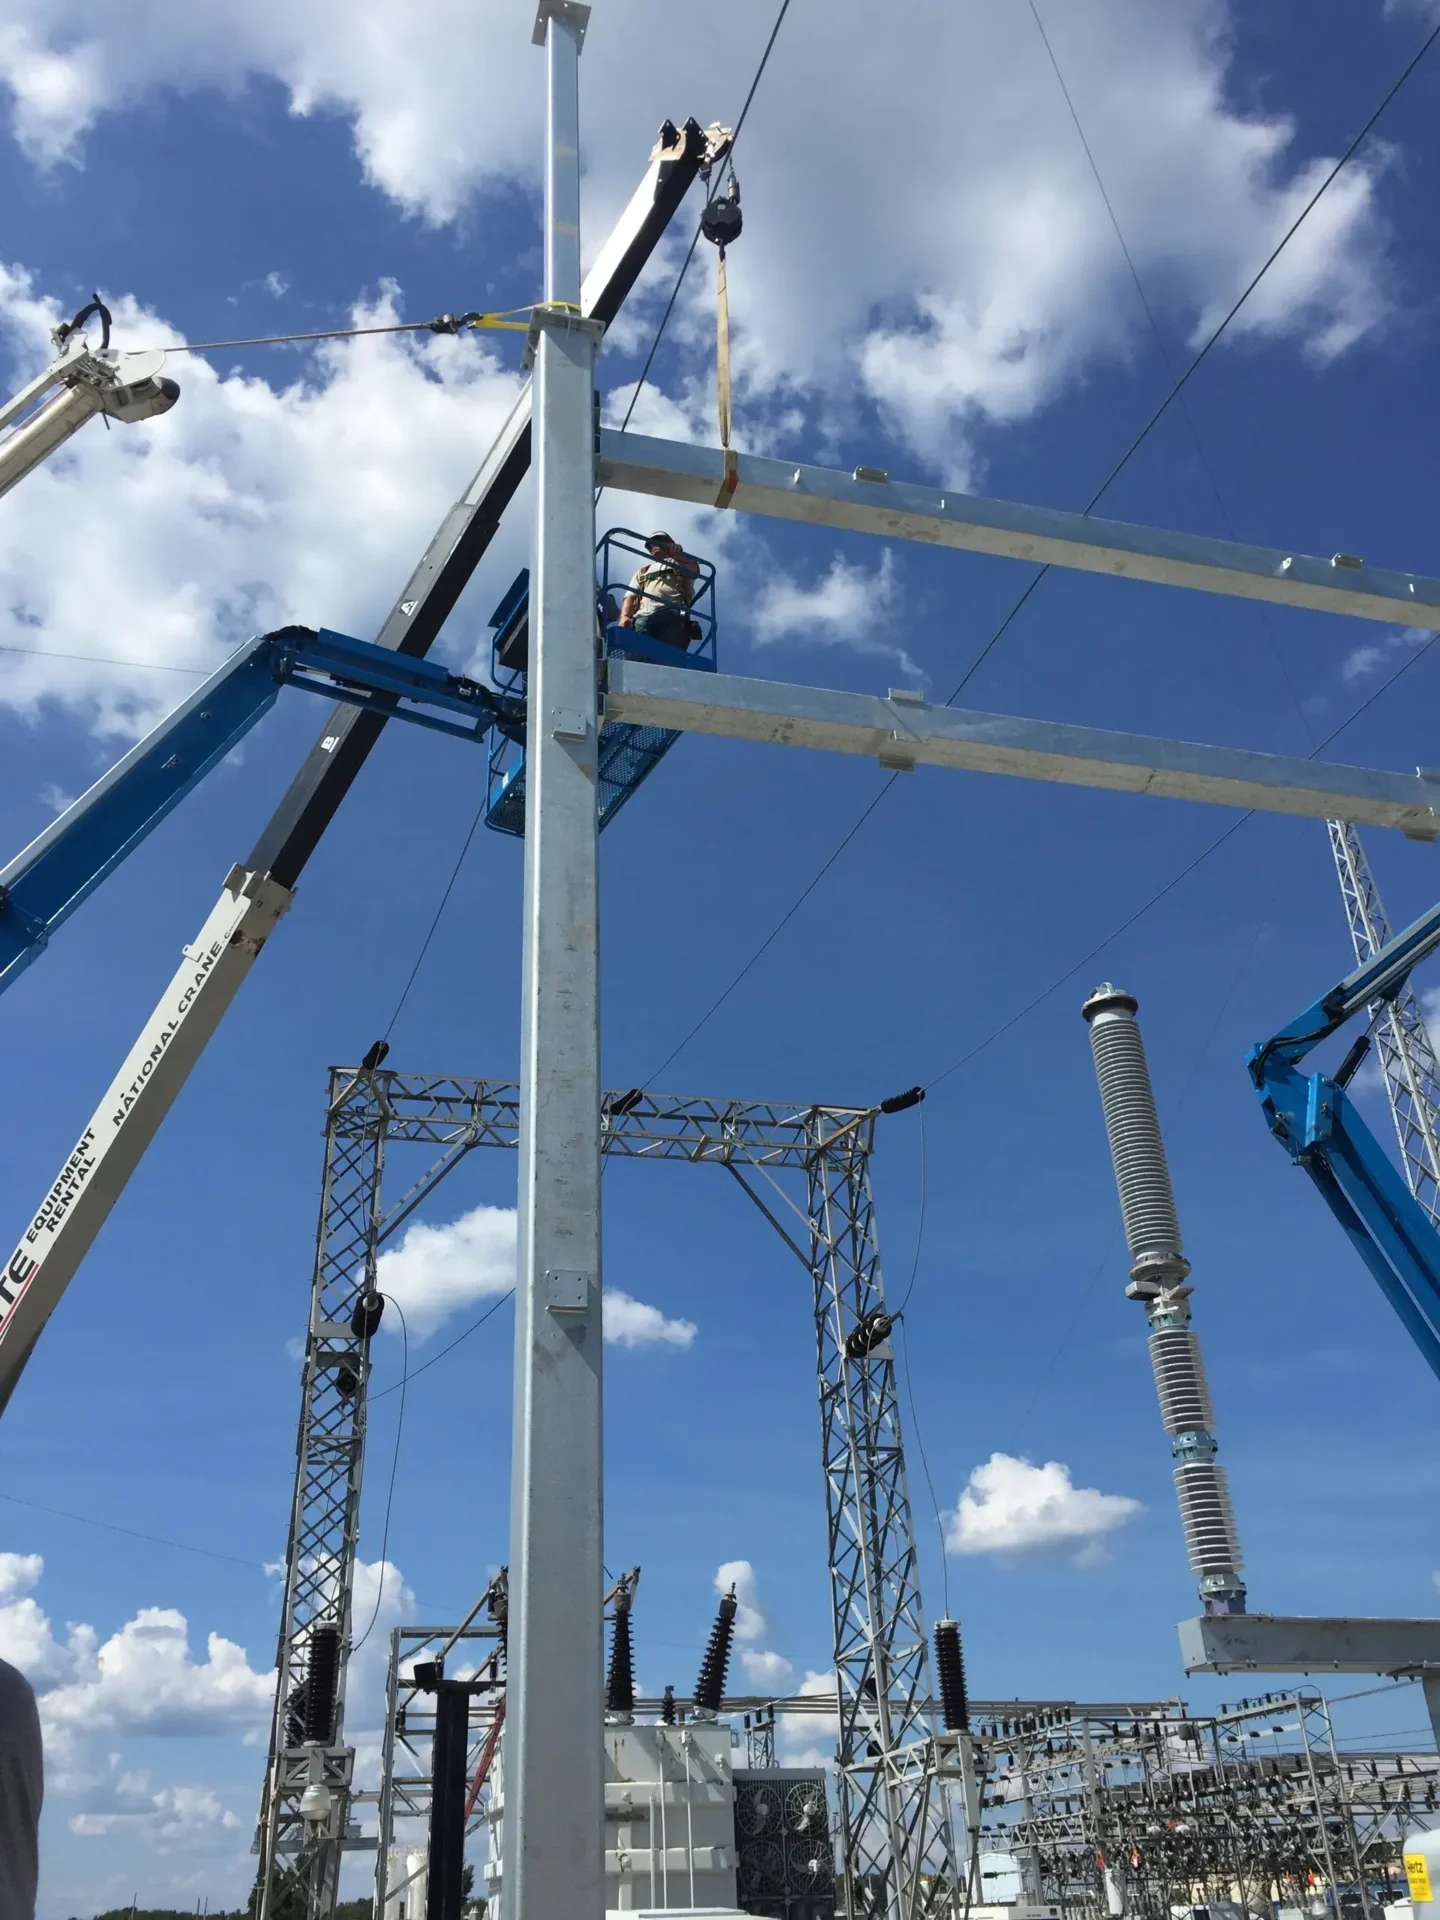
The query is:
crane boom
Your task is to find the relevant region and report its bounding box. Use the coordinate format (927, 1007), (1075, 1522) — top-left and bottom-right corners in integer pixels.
(0, 620), (524, 1413)
(0, 118), (726, 1421)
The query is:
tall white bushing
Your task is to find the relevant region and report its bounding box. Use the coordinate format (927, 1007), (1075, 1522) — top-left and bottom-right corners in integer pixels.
(1082, 983), (1246, 1617)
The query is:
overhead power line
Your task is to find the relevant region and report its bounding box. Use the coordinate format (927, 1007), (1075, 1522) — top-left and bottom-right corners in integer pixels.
(922, 631), (1438, 1095)
(618, 0), (792, 432)
(646, 14), (1439, 1079)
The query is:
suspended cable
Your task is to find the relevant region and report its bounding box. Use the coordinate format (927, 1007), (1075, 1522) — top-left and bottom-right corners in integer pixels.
(351, 1294), (409, 1656)
(0, 642), (208, 674)
(616, 0), (791, 434)
(892, 1101), (928, 1318)
(142, 308), (533, 358)
(369, 1288), (514, 1402)
(642, 17), (1437, 1077)
(1027, 0), (1337, 751)
(644, 778), (893, 1082)
(924, 633), (1438, 1094)
(1082, 11), (1440, 514)
(384, 790), (489, 1043)
(0, 1489), (267, 1570)
(897, 1316), (950, 1619)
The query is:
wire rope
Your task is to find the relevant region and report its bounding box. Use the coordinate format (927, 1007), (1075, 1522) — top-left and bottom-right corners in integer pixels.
(351, 1294), (409, 1655)
(923, 630), (1438, 1094)
(369, 1288), (514, 1402)
(892, 1101), (927, 1319)
(897, 1315), (950, 1618)
(383, 790), (490, 1043)
(139, 309), (533, 358)
(616, 0), (792, 435)
(0, 1489), (266, 1569)
(0, 642), (208, 673)
(641, 15), (1440, 1076)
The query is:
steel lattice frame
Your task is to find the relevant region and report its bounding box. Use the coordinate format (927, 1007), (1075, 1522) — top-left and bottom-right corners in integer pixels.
(1329, 819), (1440, 1226)
(805, 1110), (958, 1918)
(367, 1622), (503, 1914)
(974, 1692), (1440, 1920)
(258, 1068), (956, 1920)
(255, 1074), (388, 1918)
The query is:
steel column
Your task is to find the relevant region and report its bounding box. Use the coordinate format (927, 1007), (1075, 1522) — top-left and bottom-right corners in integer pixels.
(505, 7), (603, 1920)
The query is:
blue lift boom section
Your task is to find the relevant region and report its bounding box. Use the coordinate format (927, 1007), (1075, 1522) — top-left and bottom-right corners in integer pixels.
(0, 537), (719, 997)
(1249, 897), (1440, 1381)
(0, 623), (520, 993)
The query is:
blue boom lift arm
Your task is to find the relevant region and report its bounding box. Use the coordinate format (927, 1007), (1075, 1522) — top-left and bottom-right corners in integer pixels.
(1248, 897), (1440, 1380)
(0, 624), (523, 994)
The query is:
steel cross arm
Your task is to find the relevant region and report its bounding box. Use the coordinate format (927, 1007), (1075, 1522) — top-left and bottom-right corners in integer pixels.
(326, 1069), (874, 1165)
(598, 430), (1440, 629)
(605, 658), (1440, 836)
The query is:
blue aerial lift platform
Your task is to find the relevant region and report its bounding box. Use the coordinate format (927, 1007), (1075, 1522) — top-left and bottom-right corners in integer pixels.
(484, 527), (716, 836)
(1249, 897), (1440, 1380)
(0, 529), (717, 997)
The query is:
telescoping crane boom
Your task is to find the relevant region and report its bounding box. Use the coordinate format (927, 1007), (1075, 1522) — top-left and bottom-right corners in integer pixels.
(0, 116), (730, 1420)
(0, 571), (718, 1413)
(1249, 895), (1440, 1380)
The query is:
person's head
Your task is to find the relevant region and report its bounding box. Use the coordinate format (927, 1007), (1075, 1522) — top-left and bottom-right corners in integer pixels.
(646, 530), (679, 557)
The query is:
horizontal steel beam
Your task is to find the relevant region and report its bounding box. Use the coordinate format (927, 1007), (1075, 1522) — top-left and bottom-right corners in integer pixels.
(605, 659), (1440, 836)
(598, 429), (1440, 629)
(1179, 1612), (1440, 1674)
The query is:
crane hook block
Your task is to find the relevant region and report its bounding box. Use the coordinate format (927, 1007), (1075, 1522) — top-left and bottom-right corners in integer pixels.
(700, 175), (742, 250)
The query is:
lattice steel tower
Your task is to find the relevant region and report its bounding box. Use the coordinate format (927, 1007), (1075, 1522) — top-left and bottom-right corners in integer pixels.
(256, 1068), (961, 1920)
(1328, 819), (1440, 1226)
(253, 1065), (390, 1917)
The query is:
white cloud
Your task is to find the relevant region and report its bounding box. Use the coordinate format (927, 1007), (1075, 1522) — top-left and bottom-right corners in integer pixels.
(0, 265), (528, 732)
(778, 1668), (839, 1772)
(0, 2), (1394, 480)
(375, 1202), (517, 1340)
(750, 551), (920, 680)
(0, 1551), (274, 1829)
(605, 1288), (696, 1349)
(376, 1203), (695, 1347)
(1342, 624), (1429, 682)
(0, 1549), (97, 1689)
(38, 1607), (274, 1741)
(345, 1556), (416, 1732)
(741, 1645), (795, 1689)
(263, 270), (289, 299)
(69, 1779), (242, 1849)
(945, 1451), (1142, 1561)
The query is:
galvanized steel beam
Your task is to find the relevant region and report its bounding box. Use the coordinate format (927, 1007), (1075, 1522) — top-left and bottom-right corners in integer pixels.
(605, 659), (1440, 836)
(597, 429), (1440, 629)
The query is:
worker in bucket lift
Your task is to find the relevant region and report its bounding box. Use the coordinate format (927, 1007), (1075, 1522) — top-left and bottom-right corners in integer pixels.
(618, 530), (698, 650)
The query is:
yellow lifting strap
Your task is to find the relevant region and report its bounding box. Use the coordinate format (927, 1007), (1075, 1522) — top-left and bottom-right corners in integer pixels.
(714, 250), (738, 506)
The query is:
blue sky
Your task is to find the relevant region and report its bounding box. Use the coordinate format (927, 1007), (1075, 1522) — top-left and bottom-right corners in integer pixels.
(2, 0), (1440, 1908)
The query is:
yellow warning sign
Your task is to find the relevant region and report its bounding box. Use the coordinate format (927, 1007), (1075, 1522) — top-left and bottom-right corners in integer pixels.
(1405, 1853), (1433, 1904)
